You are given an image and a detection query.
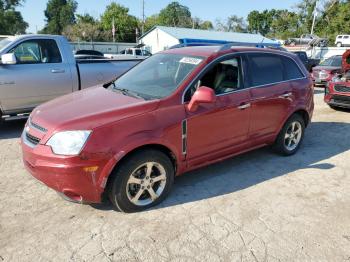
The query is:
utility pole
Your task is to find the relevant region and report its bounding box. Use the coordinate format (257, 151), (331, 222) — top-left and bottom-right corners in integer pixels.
(311, 0), (319, 35)
(141, 0), (145, 35)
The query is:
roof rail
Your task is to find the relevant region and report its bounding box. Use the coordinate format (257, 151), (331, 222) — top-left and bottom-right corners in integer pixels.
(219, 42), (285, 52)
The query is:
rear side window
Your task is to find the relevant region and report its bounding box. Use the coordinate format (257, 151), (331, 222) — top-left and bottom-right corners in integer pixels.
(10, 39), (62, 64)
(248, 54), (284, 86)
(344, 36), (349, 39)
(282, 56), (304, 80)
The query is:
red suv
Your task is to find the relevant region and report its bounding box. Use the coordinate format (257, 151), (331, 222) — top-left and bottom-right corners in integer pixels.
(21, 46), (314, 212)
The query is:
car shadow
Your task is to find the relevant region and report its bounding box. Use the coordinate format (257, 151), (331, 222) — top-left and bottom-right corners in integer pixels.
(0, 120), (26, 140)
(91, 121), (350, 212)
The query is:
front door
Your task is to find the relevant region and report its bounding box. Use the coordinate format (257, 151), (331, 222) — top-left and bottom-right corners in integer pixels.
(0, 39), (73, 113)
(184, 56), (251, 167)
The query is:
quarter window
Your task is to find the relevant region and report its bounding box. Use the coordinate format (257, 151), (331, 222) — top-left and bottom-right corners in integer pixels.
(282, 56), (304, 80)
(10, 39), (62, 64)
(248, 54), (284, 86)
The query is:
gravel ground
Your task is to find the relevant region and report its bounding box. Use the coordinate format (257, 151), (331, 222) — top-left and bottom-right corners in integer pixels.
(0, 89), (350, 262)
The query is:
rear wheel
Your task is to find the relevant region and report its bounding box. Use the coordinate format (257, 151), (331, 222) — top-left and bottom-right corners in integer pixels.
(273, 114), (305, 156)
(108, 149), (174, 212)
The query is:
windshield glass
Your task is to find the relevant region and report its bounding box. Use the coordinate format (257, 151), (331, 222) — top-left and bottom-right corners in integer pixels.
(0, 38), (12, 51)
(320, 56), (342, 67)
(113, 53), (204, 100)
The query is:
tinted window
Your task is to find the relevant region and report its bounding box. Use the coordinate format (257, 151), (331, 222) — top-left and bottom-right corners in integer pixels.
(248, 54), (284, 86)
(344, 36), (349, 39)
(10, 39), (62, 64)
(282, 56), (304, 80)
(135, 49), (142, 56)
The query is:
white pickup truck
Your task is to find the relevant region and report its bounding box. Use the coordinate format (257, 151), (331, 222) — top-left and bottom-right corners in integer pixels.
(0, 35), (143, 119)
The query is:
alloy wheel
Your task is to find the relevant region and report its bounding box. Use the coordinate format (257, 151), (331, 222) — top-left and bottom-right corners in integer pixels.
(126, 162), (167, 206)
(284, 121), (303, 151)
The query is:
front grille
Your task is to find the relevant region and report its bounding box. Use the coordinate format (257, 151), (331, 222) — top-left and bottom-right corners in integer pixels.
(29, 119), (47, 133)
(25, 132), (41, 145)
(334, 85), (350, 93)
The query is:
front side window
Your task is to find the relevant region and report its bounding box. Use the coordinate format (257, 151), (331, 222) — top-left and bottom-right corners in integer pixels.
(113, 53), (204, 100)
(248, 54), (284, 86)
(184, 57), (243, 102)
(10, 39), (62, 64)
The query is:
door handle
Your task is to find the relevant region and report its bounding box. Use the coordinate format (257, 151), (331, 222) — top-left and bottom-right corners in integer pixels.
(51, 69), (65, 73)
(279, 92), (292, 99)
(237, 103), (251, 110)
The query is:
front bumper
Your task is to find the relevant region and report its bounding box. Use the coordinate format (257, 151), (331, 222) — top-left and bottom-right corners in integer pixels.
(21, 132), (110, 203)
(325, 94), (350, 109)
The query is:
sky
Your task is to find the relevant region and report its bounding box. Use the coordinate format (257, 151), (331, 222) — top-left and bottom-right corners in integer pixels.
(18, 0), (298, 33)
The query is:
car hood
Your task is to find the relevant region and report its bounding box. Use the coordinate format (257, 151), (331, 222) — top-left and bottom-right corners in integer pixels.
(31, 86), (159, 132)
(313, 65), (341, 71)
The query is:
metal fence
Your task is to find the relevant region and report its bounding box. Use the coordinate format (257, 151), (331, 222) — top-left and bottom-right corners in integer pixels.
(70, 41), (137, 54)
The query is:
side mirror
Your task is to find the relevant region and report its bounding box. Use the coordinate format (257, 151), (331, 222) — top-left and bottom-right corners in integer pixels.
(187, 86), (216, 112)
(1, 53), (16, 65)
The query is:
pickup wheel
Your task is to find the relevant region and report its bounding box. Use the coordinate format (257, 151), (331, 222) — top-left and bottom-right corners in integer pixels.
(290, 40), (296, 46)
(273, 114), (305, 156)
(108, 149), (174, 213)
(336, 42), (342, 47)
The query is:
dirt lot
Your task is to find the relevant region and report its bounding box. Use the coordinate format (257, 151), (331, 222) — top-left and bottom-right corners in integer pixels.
(0, 89), (350, 262)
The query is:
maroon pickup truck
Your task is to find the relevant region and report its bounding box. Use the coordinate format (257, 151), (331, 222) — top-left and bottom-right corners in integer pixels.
(325, 50), (350, 109)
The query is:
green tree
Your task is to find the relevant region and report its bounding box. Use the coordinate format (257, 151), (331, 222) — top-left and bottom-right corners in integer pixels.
(0, 0), (28, 34)
(192, 17), (213, 30)
(158, 1), (192, 28)
(100, 2), (138, 42)
(216, 15), (246, 32)
(63, 13), (103, 42)
(144, 14), (160, 32)
(41, 0), (77, 35)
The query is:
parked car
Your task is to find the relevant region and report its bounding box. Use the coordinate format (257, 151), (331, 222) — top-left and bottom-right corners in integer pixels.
(105, 48), (152, 59)
(0, 35), (143, 119)
(285, 34), (328, 47)
(325, 50), (350, 109)
(293, 51), (320, 72)
(311, 55), (343, 87)
(335, 35), (350, 47)
(74, 49), (105, 60)
(21, 46), (314, 212)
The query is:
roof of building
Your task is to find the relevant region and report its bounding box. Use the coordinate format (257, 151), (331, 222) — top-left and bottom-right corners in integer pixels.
(140, 26), (279, 45)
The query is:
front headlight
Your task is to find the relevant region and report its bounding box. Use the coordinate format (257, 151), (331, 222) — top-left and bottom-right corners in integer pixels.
(46, 130), (91, 156)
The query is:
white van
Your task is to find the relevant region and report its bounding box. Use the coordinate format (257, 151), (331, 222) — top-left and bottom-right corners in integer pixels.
(335, 35), (350, 47)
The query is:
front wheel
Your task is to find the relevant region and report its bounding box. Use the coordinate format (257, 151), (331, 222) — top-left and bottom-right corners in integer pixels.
(336, 42), (342, 47)
(108, 149), (174, 212)
(273, 114), (305, 156)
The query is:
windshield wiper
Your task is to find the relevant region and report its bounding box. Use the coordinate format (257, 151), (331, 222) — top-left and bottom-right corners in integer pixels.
(113, 86), (145, 100)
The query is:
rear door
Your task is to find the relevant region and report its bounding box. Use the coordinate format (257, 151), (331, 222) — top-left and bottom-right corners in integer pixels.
(0, 39), (73, 113)
(246, 53), (303, 144)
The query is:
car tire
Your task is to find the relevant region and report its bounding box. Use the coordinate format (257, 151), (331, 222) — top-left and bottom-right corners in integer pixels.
(273, 114), (305, 156)
(329, 105), (341, 111)
(108, 149), (174, 213)
(290, 41), (296, 46)
(336, 42), (342, 47)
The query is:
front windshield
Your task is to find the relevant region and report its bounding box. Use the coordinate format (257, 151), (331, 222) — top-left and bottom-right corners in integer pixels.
(320, 56), (342, 67)
(113, 53), (204, 100)
(0, 38), (12, 52)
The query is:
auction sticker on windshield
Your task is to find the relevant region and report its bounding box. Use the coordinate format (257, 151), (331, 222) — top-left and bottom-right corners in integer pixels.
(180, 57), (203, 65)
